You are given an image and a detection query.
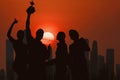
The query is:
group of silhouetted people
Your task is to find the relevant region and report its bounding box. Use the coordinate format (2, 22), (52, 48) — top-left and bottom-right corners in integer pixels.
(7, 3), (90, 80)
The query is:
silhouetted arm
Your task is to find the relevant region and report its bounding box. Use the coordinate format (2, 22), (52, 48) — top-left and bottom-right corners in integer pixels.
(26, 6), (35, 43)
(26, 14), (33, 42)
(7, 19), (18, 42)
(42, 44), (51, 61)
(47, 45), (52, 59)
(64, 44), (69, 63)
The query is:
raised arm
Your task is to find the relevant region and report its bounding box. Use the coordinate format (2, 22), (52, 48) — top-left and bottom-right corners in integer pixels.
(26, 5), (35, 43)
(7, 19), (18, 41)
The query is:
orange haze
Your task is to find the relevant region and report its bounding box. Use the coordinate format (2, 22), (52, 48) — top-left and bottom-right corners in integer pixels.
(0, 0), (120, 69)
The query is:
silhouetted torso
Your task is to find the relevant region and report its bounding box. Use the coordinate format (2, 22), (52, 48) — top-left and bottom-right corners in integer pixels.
(55, 41), (68, 80)
(12, 40), (27, 69)
(7, 18), (28, 80)
(25, 4), (49, 80)
(8, 38), (27, 80)
(56, 42), (68, 65)
(27, 39), (48, 80)
(69, 38), (90, 80)
(28, 39), (48, 66)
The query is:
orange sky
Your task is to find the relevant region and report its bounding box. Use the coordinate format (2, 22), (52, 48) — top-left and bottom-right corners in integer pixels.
(0, 0), (120, 69)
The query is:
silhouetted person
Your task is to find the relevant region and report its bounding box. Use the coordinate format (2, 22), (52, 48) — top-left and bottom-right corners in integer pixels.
(7, 19), (27, 80)
(55, 32), (68, 80)
(68, 29), (90, 80)
(25, 5), (50, 80)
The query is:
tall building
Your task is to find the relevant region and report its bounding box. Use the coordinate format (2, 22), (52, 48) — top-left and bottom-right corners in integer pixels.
(106, 49), (114, 80)
(98, 55), (105, 72)
(116, 64), (120, 80)
(84, 39), (90, 61)
(90, 40), (98, 80)
(84, 39), (90, 80)
(0, 69), (5, 80)
(6, 40), (15, 80)
(98, 55), (106, 80)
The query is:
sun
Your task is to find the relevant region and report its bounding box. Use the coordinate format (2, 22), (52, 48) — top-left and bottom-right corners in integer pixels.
(41, 32), (55, 45)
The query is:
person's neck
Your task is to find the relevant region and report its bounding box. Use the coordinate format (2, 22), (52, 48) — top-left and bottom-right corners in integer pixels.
(74, 38), (79, 42)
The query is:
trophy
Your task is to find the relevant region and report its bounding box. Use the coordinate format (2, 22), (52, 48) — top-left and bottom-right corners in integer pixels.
(27, 0), (35, 14)
(30, 0), (35, 6)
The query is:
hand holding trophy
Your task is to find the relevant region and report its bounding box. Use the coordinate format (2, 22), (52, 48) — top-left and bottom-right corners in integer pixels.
(26, 0), (35, 15)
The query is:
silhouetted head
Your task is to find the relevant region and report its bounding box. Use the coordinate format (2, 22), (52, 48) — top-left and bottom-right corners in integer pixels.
(36, 29), (44, 40)
(17, 30), (24, 40)
(69, 29), (79, 41)
(57, 32), (66, 42)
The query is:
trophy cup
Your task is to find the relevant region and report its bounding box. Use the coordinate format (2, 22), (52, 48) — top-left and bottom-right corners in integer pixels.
(30, 0), (35, 6)
(27, 0), (35, 14)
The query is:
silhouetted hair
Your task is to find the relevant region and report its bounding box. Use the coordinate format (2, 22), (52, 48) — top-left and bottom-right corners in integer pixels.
(57, 32), (66, 41)
(17, 30), (24, 40)
(69, 29), (79, 40)
(36, 29), (44, 40)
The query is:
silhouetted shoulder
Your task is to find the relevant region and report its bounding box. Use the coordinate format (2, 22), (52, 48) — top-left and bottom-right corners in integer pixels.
(8, 37), (16, 43)
(79, 37), (90, 51)
(80, 37), (84, 40)
(41, 43), (47, 49)
(78, 37), (86, 44)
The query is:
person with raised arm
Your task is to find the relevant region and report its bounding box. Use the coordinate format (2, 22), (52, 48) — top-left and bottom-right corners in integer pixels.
(25, 2), (50, 80)
(7, 19), (27, 80)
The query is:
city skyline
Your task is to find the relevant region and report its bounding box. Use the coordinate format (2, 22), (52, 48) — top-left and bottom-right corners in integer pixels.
(0, 39), (119, 80)
(0, 0), (120, 70)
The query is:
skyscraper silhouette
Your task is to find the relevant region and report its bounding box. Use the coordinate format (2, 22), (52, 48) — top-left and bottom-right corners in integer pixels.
(98, 55), (105, 72)
(0, 69), (5, 80)
(85, 39), (90, 80)
(6, 40), (15, 80)
(116, 64), (120, 80)
(90, 40), (98, 80)
(85, 39), (90, 62)
(106, 49), (114, 80)
(98, 55), (106, 80)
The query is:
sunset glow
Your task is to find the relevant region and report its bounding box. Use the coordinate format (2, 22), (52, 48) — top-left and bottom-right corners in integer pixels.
(0, 0), (120, 69)
(41, 32), (55, 45)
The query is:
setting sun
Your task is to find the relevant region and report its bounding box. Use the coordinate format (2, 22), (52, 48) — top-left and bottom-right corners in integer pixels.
(41, 32), (55, 45)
